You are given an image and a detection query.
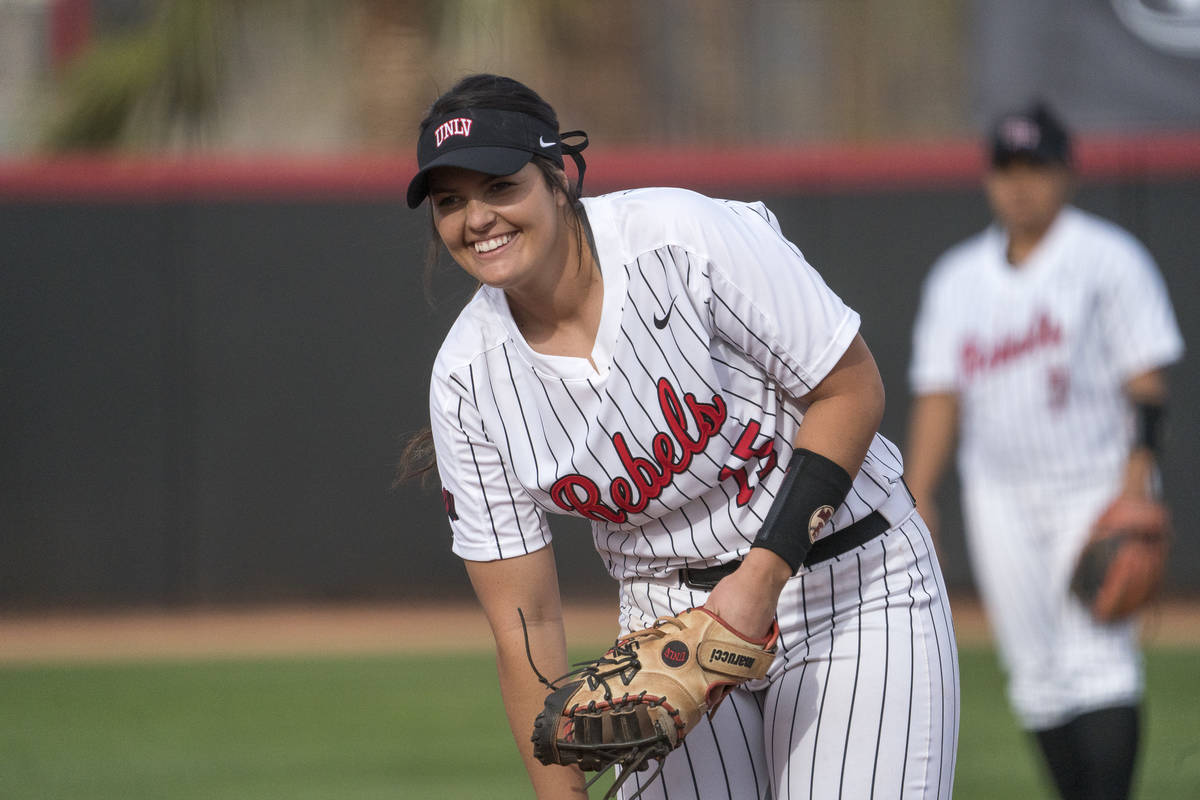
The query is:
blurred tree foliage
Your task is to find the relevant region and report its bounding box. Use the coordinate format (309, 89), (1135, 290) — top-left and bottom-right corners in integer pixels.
(43, 0), (224, 151)
(35, 0), (968, 154)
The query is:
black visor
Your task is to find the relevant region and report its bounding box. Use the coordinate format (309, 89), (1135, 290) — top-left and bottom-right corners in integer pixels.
(406, 108), (564, 208)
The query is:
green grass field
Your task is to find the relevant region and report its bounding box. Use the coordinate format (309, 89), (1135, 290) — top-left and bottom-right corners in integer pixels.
(1, 645), (1197, 799)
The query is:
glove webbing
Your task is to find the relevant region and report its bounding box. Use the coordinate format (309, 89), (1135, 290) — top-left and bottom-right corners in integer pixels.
(519, 608), (673, 799)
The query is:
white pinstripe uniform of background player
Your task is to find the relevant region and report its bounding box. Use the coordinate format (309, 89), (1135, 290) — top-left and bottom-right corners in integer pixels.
(416, 77), (959, 798)
(906, 103), (1183, 799)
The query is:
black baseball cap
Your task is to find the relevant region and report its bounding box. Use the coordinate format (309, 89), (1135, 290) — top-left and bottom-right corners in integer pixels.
(989, 102), (1072, 168)
(406, 108), (564, 208)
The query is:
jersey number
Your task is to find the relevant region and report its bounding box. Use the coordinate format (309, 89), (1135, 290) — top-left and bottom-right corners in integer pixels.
(718, 420), (778, 505)
(1047, 366), (1069, 410)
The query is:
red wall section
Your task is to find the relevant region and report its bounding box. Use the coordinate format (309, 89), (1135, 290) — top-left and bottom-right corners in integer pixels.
(3, 132), (1200, 201)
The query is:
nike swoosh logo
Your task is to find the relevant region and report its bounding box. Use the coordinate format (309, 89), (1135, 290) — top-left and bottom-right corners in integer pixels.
(539, 136), (556, 148)
(653, 298), (676, 329)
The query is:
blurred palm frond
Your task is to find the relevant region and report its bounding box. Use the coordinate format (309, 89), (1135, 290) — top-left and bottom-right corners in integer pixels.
(42, 0), (226, 152)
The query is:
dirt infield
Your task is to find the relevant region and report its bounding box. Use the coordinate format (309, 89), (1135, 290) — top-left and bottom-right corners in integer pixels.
(1, 595), (1198, 664)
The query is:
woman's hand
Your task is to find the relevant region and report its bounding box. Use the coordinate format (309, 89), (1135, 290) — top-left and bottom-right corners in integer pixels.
(702, 548), (792, 639)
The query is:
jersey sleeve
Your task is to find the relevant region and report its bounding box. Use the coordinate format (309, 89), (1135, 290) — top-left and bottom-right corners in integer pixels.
(429, 362), (552, 562)
(908, 257), (962, 395)
(1097, 237), (1184, 380)
(697, 199), (860, 397)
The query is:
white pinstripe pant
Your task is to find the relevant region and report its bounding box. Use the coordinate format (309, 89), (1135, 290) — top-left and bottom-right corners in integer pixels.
(616, 511), (960, 799)
(961, 477), (1143, 731)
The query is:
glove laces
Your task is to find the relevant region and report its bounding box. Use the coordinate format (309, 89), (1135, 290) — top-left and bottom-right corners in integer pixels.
(518, 609), (676, 799)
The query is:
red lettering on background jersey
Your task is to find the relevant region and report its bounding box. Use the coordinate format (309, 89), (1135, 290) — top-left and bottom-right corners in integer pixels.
(1047, 366), (1070, 410)
(961, 311), (1063, 380)
(549, 378), (730, 523)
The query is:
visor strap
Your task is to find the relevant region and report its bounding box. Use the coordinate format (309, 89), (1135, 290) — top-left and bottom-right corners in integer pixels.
(559, 130), (589, 196)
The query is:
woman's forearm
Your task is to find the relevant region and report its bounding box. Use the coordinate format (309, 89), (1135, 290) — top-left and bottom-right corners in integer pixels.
(493, 614), (587, 797)
(465, 547), (587, 798)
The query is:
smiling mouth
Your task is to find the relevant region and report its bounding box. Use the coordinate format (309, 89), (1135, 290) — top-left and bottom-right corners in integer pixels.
(474, 233), (514, 254)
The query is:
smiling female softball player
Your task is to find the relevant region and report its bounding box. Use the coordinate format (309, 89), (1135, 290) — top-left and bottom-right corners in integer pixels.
(399, 73), (959, 799)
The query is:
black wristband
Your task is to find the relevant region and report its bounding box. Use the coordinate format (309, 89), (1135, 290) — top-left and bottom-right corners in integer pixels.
(1135, 402), (1165, 454)
(751, 448), (853, 574)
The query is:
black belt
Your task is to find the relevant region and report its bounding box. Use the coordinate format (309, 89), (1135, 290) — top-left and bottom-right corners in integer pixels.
(678, 509), (891, 591)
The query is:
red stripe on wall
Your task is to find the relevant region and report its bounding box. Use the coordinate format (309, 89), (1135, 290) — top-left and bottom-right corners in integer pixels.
(0, 156), (416, 202)
(2, 132), (1199, 201)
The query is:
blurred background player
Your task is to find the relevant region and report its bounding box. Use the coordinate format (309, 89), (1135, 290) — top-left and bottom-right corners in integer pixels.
(903, 101), (1184, 800)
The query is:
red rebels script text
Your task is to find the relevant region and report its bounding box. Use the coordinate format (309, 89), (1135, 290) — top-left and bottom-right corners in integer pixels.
(551, 378), (730, 523)
(961, 310), (1062, 379)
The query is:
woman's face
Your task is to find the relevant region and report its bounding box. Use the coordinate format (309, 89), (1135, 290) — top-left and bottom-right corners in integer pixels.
(428, 162), (571, 293)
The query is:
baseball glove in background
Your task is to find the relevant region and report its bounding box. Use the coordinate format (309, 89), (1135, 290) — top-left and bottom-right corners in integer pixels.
(524, 607), (778, 799)
(1070, 496), (1171, 622)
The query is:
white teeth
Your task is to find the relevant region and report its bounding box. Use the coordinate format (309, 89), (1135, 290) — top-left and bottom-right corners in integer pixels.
(474, 233), (513, 253)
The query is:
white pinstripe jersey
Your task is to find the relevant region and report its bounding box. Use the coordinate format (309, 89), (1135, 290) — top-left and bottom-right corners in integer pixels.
(909, 205), (1184, 487)
(430, 187), (906, 580)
